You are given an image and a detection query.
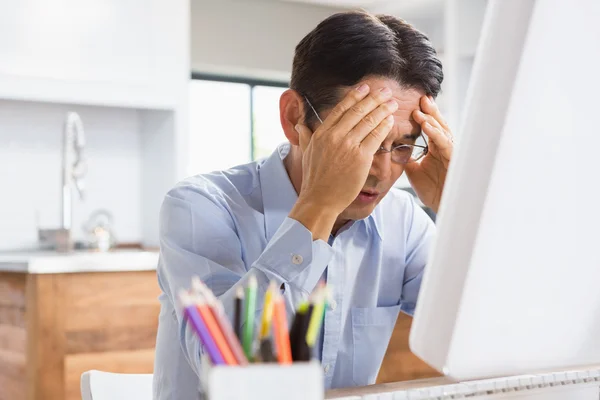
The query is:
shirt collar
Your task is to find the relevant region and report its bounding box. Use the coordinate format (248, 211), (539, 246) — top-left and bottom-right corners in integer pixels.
(370, 202), (385, 240)
(259, 143), (384, 242)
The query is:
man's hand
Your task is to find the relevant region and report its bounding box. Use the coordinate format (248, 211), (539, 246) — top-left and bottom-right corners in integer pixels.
(406, 95), (454, 213)
(289, 84), (398, 240)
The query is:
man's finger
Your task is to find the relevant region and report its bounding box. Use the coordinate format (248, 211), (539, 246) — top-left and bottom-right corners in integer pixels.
(413, 109), (444, 132)
(317, 84), (372, 132)
(347, 98), (398, 143)
(333, 86), (393, 137)
(360, 114), (394, 154)
(421, 96), (450, 132)
(413, 109), (454, 146)
(420, 118), (453, 151)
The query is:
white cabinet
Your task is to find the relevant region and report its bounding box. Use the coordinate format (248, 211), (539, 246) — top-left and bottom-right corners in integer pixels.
(0, 0), (188, 109)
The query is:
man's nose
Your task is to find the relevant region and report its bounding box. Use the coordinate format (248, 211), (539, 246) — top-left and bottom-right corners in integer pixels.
(370, 152), (392, 182)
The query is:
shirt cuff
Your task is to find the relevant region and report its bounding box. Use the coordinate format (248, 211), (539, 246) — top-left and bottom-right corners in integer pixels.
(253, 217), (333, 294)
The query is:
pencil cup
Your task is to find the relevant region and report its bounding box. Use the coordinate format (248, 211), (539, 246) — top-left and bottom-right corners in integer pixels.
(200, 356), (324, 400)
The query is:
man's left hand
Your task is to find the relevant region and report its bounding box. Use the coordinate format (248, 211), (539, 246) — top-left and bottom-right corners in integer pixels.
(405, 95), (454, 213)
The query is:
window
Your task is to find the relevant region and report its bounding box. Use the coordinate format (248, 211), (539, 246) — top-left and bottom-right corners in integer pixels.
(252, 85), (288, 160)
(188, 74), (288, 175)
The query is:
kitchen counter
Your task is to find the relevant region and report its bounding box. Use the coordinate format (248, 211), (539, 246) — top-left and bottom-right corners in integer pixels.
(0, 251), (161, 400)
(0, 249), (159, 274)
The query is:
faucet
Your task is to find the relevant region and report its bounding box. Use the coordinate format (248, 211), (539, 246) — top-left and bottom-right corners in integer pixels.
(61, 112), (87, 231)
(38, 112), (87, 252)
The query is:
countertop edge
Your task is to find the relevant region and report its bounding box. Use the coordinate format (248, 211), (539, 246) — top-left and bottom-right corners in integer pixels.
(0, 251), (159, 274)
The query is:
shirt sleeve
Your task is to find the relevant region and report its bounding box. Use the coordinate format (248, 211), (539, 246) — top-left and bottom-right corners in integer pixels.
(156, 186), (333, 376)
(400, 195), (436, 315)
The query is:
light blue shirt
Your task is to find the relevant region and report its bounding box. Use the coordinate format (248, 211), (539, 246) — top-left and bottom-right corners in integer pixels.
(153, 144), (435, 400)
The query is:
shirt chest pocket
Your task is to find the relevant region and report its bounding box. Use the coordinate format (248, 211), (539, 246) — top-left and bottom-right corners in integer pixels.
(351, 304), (402, 386)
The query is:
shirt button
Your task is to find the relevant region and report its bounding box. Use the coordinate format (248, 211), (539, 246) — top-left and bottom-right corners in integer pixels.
(291, 254), (303, 265)
(324, 364), (331, 374)
(329, 299), (337, 311)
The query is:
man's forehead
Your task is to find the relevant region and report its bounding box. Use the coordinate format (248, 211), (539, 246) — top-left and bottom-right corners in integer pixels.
(339, 76), (424, 121)
(353, 76), (424, 107)
(372, 82), (424, 138)
(335, 77), (424, 140)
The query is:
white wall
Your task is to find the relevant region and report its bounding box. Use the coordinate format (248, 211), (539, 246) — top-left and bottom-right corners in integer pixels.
(0, 0), (189, 251)
(191, 0), (345, 80)
(0, 100), (142, 251)
(191, 0), (445, 80)
(443, 0), (488, 130)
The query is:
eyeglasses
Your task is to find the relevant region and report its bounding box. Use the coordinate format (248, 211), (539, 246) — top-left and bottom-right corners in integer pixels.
(304, 96), (428, 165)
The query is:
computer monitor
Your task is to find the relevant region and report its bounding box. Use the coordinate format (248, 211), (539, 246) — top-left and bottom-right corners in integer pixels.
(409, 0), (600, 381)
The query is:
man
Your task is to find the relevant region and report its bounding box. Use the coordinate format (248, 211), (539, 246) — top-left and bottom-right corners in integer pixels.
(153, 10), (453, 399)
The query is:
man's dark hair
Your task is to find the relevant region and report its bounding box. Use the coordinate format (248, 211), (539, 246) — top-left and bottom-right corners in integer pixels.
(291, 11), (443, 128)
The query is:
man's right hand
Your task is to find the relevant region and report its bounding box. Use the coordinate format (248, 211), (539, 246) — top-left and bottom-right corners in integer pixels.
(289, 84), (398, 240)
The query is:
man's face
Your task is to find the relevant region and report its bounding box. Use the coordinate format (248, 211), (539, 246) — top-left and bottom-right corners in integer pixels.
(314, 77), (424, 222)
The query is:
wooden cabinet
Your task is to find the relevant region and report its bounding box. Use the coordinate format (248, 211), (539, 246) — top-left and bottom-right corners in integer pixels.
(0, 271), (160, 400)
(378, 313), (441, 384)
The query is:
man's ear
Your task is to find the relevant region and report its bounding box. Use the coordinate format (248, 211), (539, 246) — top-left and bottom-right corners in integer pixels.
(279, 89), (305, 146)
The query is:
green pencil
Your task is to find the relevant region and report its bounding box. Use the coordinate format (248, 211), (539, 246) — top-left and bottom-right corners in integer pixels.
(243, 275), (257, 360)
(305, 289), (326, 348)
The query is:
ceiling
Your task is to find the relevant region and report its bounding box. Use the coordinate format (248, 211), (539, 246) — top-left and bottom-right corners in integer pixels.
(277, 0), (444, 18)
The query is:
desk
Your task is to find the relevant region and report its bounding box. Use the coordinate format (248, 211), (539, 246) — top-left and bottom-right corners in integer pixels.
(326, 376), (453, 399)
(326, 367), (600, 399)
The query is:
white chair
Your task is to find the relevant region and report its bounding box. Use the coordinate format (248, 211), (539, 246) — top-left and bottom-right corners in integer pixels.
(80, 370), (153, 400)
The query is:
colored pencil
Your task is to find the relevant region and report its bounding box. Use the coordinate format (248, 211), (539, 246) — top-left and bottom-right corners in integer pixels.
(258, 338), (276, 362)
(243, 275), (258, 360)
(259, 281), (277, 339)
(290, 302), (311, 361)
(178, 290), (225, 365)
(182, 276), (331, 366)
(289, 301), (309, 344)
(191, 278), (248, 365)
(234, 286), (244, 342)
(305, 290), (326, 348)
(195, 294), (238, 365)
(272, 292), (292, 364)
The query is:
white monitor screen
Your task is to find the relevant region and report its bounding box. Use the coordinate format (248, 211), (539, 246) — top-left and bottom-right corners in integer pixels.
(410, 0), (600, 381)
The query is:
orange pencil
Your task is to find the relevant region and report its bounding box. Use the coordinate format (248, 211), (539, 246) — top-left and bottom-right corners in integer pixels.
(195, 295), (238, 365)
(272, 292), (292, 364)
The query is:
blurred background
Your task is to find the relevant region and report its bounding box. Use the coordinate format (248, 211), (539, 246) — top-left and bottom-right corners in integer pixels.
(0, 0), (488, 253)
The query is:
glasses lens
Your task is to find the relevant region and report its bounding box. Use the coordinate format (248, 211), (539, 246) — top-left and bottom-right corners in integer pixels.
(409, 135), (428, 162)
(391, 146), (412, 164)
(411, 147), (425, 161)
